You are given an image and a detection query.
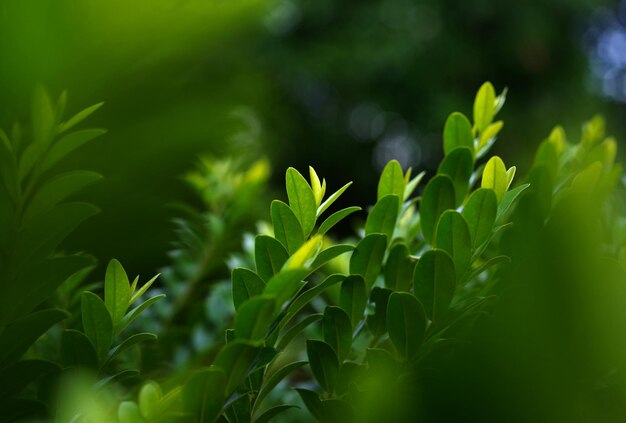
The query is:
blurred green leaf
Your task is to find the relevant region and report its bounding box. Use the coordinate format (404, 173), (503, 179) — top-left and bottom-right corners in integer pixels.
(23, 170), (102, 222)
(60, 329), (98, 368)
(59, 102), (104, 133)
(41, 129), (106, 172)
(182, 367), (226, 423)
(310, 244), (354, 270)
(255, 405), (298, 423)
(0, 308), (68, 368)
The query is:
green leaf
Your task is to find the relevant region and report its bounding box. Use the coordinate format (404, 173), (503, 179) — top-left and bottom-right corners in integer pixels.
(0, 309), (68, 368)
(413, 250), (456, 322)
(462, 188), (498, 249)
(138, 382), (162, 420)
(286, 167), (317, 237)
(129, 273), (160, 305)
(263, 269), (309, 307)
(280, 274), (345, 329)
(366, 287), (392, 337)
(255, 405), (298, 423)
(309, 166), (324, 206)
(534, 139), (559, 183)
(116, 294), (166, 336)
(118, 401), (142, 423)
(104, 259), (131, 325)
(182, 368), (226, 423)
(310, 244), (354, 270)
(14, 202), (99, 269)
(81, 292), (113, 362)
(307, 340), (339, 393)
(497, 183), (530, 221)
(322, 399), (354, 423)
(317, 181), (352, 217)
(420, 175), (455, 244)
(339, 275), (367, 328)
(435, 211), (472, 276)
(60, 329), (98, 368)
(17, 146), (40, 185)
(295, 389), (327, 422)
(214, 340), (261, 395)
(349, 234), (387, 288)
(235, 296), (276, 341)
(404, 170), (426, 201)
(377, 160), (405, 200)
(32, 85), (55, 148)
(59, 102), (104, 133)
(41, 129), (106, 171)
(0, 359), (60, 399)
(365, 194), (400, 241)
(467, 255), (511, 281)
(271, 200), (304, 254)
(387, 292), (427, 359)
(232, 268), (266, 311)
(276, 314), (322, 350)
(323, 306), (352, 362)
(317, 206), (361, 235)
(473, 82), (496, 133)
(255, 235), (289, 282)
(23, 171), (102, 222)
(443, 112), (474, 155)
(481, 156), (508, 202)
(478, 120), (504, 151)
(438, 147), (473, 205)
(105, 333), (157, 367)
(256, 361), (307, 407)
(283, 235), (323, 269)
(384, 243), (415, 291)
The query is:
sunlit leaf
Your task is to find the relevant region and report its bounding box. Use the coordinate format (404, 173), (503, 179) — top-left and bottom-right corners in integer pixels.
(286, 167), (317, 237)
(377, 160), (405, 200)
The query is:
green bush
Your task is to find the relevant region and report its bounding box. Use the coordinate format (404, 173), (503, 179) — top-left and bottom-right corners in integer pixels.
(1, 83), (624, 422)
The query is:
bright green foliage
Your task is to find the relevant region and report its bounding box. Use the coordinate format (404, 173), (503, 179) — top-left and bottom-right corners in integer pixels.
(10, 82), (626, 423)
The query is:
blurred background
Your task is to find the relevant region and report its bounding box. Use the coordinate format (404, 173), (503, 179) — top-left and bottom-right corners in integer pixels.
(0, 0), (624, 276)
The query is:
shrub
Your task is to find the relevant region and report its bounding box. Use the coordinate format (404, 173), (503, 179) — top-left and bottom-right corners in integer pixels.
(2, 83), (624, 422)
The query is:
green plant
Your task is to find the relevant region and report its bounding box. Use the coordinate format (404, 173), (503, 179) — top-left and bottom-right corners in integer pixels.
(0, 86), (106, 421)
